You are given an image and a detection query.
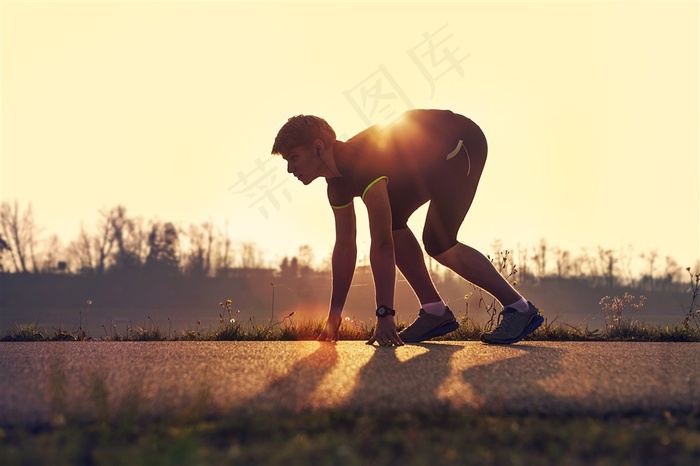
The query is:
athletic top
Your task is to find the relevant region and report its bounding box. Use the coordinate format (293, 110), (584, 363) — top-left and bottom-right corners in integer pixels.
(327, 109), (477, 211)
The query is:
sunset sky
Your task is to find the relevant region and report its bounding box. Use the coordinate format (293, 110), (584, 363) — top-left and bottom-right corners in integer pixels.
(2, 1), (698, 275)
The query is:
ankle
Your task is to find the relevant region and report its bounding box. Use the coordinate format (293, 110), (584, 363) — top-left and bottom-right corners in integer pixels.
(422, 301), (446, 316)
(505, 297), (529, 313)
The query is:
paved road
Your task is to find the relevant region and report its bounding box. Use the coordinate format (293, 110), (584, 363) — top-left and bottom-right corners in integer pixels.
(1, 341), (698, 425)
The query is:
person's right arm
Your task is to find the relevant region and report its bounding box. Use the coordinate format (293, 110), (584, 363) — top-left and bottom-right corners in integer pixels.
(318, 203), (357, 341)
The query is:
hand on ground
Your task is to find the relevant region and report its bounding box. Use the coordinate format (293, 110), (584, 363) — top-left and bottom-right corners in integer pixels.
(317, 313), (342, 342)
(366, 317), (404, 346)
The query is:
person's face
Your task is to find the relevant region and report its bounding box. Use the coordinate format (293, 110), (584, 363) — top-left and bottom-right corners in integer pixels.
(282, 144), (323, 185)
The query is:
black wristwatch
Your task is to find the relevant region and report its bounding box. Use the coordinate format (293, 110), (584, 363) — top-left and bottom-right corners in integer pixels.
(375, 305), (396, 318)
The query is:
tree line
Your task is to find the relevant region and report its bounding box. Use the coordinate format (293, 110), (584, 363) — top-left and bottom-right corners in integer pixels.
(1, 200), (696, 293)
(0, 201), (273, 277)
(488, 239), (696, 293)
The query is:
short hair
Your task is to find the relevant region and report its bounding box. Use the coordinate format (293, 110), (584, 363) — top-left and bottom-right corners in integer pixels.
(271, 115), (336, 156)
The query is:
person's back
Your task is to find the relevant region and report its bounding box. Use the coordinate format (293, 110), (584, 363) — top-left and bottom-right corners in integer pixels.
(339, 109), (471, 172)
(329, 109), (487, 233)
(327, 110), (486, 208)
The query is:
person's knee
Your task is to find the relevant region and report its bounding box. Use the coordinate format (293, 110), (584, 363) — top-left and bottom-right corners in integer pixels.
(392, 226), (411, 235)
(423, 234), (457, 259)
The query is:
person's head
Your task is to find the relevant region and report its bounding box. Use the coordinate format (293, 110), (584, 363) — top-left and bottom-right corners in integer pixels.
(271, 115), (337, 185)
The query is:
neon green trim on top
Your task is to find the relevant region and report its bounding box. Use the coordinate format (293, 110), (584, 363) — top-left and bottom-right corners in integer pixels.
(361, 176), (388, 200)
(331, 201), (353, 210)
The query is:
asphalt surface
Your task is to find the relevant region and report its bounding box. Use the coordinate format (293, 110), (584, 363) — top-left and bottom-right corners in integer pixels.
(1, 341), (698, 425)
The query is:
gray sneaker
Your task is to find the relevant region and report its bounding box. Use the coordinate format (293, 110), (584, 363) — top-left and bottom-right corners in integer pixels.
(399, 307), (459, 343)
(480, 302), (544, 344)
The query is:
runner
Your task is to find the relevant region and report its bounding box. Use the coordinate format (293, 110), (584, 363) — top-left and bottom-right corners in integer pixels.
(272, 109), (544, 346)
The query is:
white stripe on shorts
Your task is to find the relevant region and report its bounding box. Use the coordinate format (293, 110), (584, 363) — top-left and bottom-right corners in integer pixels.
(445, 139), (471, 176)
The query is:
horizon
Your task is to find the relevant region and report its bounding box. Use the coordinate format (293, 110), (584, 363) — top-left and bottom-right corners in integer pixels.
(1, 198), (697, 281)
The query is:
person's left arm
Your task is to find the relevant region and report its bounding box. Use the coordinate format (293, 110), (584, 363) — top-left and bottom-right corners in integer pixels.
(362, 178), (403, 346)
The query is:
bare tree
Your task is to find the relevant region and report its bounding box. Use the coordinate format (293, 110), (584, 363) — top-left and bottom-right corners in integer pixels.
(490, 239), (504, 268)
(570, 250), (585, 279)
(239, 241), (264, 269)
(184, 221), (215, 276)
(214, 233), (233, 273)
(211, 222), (234, 275)
(578, 247), (601, 282)
(0, 200), (41, 273)
(617, 245), (636, 287)
(94, 208), (117, 273)
(66, 208), (118, 274)
(517, 243), (531, 283)
(0, 234), (10, 272)
(297, 244), (315, 276)
(202, 222), (215, 274)
(640, 249), (659, 291)
(554, 247), (571, 279)
(532, 238), (547, 278)
(279, 256), (299, 281)
(110, 206), (147, 271)
(145, 221), (180, 275)
(39, 234), (64, 273)
(661, 256), (682, 290)
(68, 223), (96, 272)
(598, 247), (617, 290)
(490, 239), (515, 276)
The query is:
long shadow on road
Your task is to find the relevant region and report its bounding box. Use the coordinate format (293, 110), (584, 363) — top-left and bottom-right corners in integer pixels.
(344, 343), (462, 412)
(242, 343), (339, 411)
(242, 342), (464, 414)
(461, 344), (573, 415)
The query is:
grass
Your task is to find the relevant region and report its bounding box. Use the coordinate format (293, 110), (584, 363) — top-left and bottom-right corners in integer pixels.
(4, 316), (700, 342)
(3, 312), (700, 343)
(2, 407), (698, 466)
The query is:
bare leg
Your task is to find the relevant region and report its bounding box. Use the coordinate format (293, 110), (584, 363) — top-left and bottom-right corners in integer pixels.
(433, 242), (521, 306)
(392, 228), (441, 304)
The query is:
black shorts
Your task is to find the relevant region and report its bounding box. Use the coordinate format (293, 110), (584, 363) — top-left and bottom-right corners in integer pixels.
(391, 116), (488, 256)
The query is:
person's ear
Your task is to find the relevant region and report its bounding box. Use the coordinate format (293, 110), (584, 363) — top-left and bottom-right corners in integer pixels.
(314, 139), (324, 156)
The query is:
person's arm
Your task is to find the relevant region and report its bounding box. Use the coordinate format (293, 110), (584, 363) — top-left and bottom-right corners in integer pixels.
(318, 202), (357, 341)
(362, 178), (403, 346)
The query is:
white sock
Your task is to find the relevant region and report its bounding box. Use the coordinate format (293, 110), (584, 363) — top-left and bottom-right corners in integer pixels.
(505, 297), (530, 313)
(422, 301), (446, 316)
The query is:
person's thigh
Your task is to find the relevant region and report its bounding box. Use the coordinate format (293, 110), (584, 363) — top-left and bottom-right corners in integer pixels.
(422, 127), (487, 256)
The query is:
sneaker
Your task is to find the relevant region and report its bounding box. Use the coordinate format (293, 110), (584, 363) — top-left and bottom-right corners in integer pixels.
(399, 307), (460, 343)
(480, 302), (544, 345)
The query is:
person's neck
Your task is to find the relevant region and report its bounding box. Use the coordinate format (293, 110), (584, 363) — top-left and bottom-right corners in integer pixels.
(322, 141), (343, 178)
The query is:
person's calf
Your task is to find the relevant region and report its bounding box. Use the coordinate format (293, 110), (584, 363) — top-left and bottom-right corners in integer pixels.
(433, 243), (521, 306)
